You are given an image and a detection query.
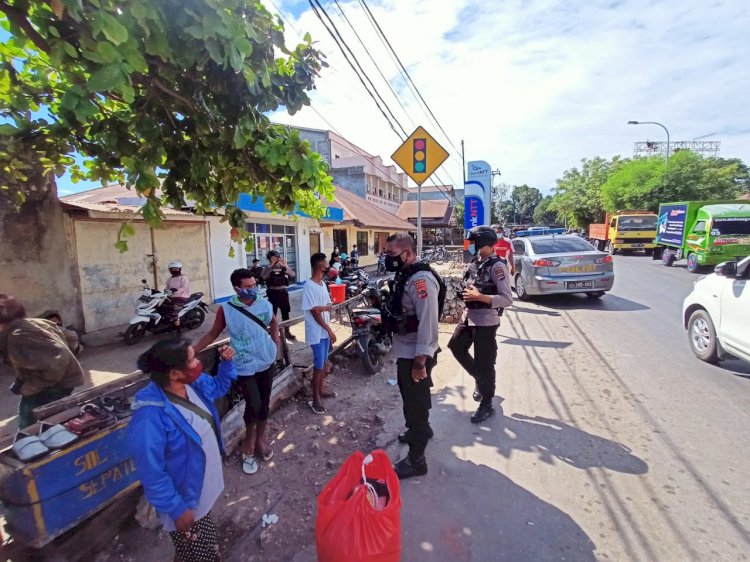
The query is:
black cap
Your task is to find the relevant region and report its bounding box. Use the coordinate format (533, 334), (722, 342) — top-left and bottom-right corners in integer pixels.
(467, 226), (498, 249)
(266, 250), (280, 259)
(252, 258), (260, 263)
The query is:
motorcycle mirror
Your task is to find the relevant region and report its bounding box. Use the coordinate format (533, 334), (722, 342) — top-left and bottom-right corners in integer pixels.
(141, 279), (147, 284)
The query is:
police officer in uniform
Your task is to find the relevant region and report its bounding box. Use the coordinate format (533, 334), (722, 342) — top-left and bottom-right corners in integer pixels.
(449, 226), (513, 423)
(382, 233), (443, 479)
(261, 250), (297, 340)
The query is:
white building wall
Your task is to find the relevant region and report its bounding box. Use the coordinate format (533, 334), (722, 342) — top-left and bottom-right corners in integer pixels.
(205, 216), (245, 303)
(296, 216), (319, 282)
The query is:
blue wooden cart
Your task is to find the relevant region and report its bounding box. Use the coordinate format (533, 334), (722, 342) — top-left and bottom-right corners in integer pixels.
(0, 419), (140, 548)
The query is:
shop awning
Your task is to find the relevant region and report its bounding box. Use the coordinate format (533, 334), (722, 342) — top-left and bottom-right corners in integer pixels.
(237, 193), (343, 222)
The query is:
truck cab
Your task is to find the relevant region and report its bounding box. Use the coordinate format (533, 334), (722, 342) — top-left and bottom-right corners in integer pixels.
(588, 211), (657, 254)
(656, 202), (750, 273)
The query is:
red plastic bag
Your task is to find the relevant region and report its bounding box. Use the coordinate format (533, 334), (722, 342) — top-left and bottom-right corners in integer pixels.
(316, 450), (402, 562)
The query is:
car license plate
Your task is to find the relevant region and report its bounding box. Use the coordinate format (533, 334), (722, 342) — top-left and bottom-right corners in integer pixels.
(559, 265), (595, 273)
(631, 243), (644, 248)
(567, 281), (593, 289)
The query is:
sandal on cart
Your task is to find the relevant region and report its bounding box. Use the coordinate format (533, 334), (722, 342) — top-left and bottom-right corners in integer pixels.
(64, 404), (116, 435)
(12, 431), (49, 462)
(39, 423), (78, 450)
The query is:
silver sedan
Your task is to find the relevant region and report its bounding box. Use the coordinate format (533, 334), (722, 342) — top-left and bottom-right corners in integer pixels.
(511, 234), (615, 300)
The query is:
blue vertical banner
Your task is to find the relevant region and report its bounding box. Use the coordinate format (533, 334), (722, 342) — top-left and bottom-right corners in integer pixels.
(464, 160), (492, 229)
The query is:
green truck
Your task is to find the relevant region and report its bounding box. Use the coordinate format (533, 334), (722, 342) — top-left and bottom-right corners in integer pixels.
(654, 201), (750, 273)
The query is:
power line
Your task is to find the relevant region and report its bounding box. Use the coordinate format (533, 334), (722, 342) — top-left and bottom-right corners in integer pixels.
(327, 0), (416, 129)
(310, 106), (457, 204)
(356, 0), (462, 158)
(319, 0), (460, 193)
(274, 0), (458, 203)
(309, 0), (407, 139)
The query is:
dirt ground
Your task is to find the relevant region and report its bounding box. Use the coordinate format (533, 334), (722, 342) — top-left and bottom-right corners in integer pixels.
(89, 345), (405, 562)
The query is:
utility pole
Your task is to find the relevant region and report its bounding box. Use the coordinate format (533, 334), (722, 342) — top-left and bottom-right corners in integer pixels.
(416, 182), (422, 256)
(461, 140), (466, 186)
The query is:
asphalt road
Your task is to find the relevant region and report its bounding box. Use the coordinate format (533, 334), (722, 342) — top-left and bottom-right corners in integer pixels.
(391, 254), (750, 561)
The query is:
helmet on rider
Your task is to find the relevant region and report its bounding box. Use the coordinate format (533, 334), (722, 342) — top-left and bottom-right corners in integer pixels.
(266, 250), (280, 260)
(466, 226), (498, 249)
(168, 261), (182, 276)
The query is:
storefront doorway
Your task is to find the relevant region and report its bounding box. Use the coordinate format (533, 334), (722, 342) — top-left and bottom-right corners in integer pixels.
(246, 222), (298, 274)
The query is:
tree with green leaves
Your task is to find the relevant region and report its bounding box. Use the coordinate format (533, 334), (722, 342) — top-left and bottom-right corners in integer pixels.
(601, 152), (749, 212)
(0, 0), (332, 251)
(532, 195), (558, 225)
(550, 156), (619, 228)
(510, 184), (541, 224)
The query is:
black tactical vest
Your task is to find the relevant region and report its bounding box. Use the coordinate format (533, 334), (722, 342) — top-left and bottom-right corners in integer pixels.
(383, 262), (446, 335)
(267, 264), (290, 288)
(463, 256), (501, 309)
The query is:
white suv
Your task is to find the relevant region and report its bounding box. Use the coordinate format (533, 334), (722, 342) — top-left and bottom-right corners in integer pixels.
(682, 256), (750, 364)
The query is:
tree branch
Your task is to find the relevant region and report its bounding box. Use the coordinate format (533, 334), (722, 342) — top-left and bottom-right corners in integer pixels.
(0, 1), (50, 53)
(150, 76), (195, 111)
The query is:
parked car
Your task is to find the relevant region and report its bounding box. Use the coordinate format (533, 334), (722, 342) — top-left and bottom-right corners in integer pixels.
(511, 234), (615, 300)
(682, 256), (750, 364)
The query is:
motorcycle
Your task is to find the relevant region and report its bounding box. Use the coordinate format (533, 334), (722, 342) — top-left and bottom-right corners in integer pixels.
(123, 279), (209, 345)
(350, 280), (391, 374)
(422, 245), (448, 265)
(326, 267), (368, 299)
(376, 252), (387, 276)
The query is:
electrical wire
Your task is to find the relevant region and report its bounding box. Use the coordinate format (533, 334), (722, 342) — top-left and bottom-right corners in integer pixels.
(269, 0), (459, 204)
(309, 0), (407, 139)
(356, 0), (462, 158)
(327, 0), (416, 128)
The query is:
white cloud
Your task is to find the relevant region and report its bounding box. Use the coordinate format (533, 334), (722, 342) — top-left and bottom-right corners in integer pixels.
(271, 0), (749, 194)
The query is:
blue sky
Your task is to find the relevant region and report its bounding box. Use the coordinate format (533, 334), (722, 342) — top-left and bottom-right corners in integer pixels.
(268, 0), (750, 193)
(6, 0), (749, 197)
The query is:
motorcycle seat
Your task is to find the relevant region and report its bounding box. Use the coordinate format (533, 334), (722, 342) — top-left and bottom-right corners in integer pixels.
(188, 292), (204, 300)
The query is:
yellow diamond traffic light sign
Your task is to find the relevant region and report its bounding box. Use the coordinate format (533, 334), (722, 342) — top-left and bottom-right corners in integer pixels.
(391, 126), (449, 186)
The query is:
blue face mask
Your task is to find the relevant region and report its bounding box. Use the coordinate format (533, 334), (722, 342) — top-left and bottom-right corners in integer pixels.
(237, 287), (258, 301)
(468, 243), (476, 255)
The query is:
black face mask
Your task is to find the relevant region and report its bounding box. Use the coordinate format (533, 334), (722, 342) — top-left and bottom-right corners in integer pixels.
(170, 270), (181, 277)
(384, 252), (405, 272)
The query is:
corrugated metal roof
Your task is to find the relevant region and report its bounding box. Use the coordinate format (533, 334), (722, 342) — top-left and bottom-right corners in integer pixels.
(61, 200), (194, 216)
(330, 187), (414, 231)
(396, 199), (452, 220)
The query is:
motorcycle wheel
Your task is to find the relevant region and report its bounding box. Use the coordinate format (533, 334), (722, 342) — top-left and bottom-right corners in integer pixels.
(183, 307), (206, 330)
(124, 322), (147, 346)
(434, 252), (445, 265)
(361, 333), (381, 375)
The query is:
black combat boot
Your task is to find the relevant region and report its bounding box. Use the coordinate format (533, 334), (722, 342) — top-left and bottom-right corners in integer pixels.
(393, 455), (428, 479)
(397, 425), (434, 444)
(470, 403), (495, 424)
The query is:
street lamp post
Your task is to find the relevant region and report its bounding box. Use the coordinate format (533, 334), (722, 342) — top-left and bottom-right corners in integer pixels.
(628, 120), (670, 165)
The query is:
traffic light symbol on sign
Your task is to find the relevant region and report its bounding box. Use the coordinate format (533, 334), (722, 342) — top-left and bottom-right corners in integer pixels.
(413, 138), (426, 174)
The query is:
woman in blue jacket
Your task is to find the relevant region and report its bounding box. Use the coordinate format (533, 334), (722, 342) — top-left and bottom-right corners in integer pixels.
(129, 339), (237, 562)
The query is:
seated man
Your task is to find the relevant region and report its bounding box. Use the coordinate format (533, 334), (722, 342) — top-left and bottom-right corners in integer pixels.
(163, 261), (191, 327)
(41, 310), (83, 357)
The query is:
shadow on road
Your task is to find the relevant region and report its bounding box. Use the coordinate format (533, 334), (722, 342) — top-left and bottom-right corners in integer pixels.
(397, 383), (652, 560)
(434, 388), (648, 475)
(530, 293), (650, 312)
(508, 305), (561, 317)
(500, 337), (572, 350)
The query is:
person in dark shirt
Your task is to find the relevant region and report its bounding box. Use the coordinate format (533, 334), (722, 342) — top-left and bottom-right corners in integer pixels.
(249, 259), (265, 286)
